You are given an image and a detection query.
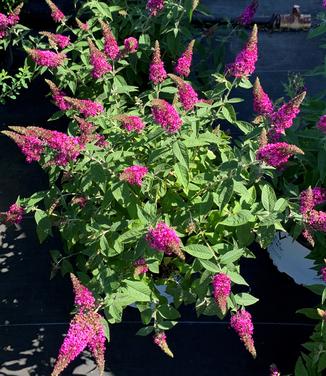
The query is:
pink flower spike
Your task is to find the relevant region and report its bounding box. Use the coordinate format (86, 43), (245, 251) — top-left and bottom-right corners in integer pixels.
(27, 49), (66, 68)
(151, 99), (183, 133)
(317, 115), (326, 134)
(253, 77), (273, 115)
(134, 258), (149, 276)
(238, 0), (259, 26)
(45, 79), (71, 111)
(120, 165), (148, 187)
(230, 309), (256, 358)
(153, 331), (173, 357)
(256, 142), (304, 168)
(269, 91), (306, 138)
(147, 0), (165, 16)
(324, 0), (326, 9)
(146, 221), (185, 260)
(149, 41), (167, 85)
(227, 24), (258, 78)
(169, 74), (199, 111)
(47, 131), (82, 166)
(5, 203), (24, 225)
(124, 37), (138, 53)
(88, 38), (112, 79)
(300, 187), (326, 215)
(45, 0), (65, 23)
(212, 273), (231, 315)
(76, 18), (89, 31)
(40, 32), (70, 49)
(71, 274), (96, 311)
(64, 97), (104, 118)
(100, 20), (120, 60)
(116, 115), (145, 133)
(174, 40), (195, 78)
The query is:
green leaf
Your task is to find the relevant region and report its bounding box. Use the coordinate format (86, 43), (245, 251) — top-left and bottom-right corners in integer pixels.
(158, 304), (180, 320)
(220, 248), (244, 265)
(184, 244), (214, 259)
(295, 356), (308, 376)
(296, 308), (320, 320)
(234, 293), (259, 306)
(261, 184), (277, 212)
(173, 141), (189, 169)
(136, 326), (154, 336)
(174, 163), (189, 191)
(274, 198), (288, 212)
(124, 280), (152, 302)
(34, 210), (52, 243)
(216, 178), (234, 211)
(227, 271), (248, 286)
(220, 210), (255, 226)
(100, 318), (111, 342)
(199, 259), (220, 273)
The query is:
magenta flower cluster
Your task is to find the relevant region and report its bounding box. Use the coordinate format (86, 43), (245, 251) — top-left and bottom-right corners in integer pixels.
(212, 273), (231, 314)
(88, 39), (112, 79)
(146, 0), (165, 16)
(44, 32), (70, 49)
(230, 309), (256, 358)
(253, 77), (273, 116)
(238, 0), (259, 26)
(0, 4), (22, 39)
(64, 97), (104, 118)
(124, 37), (138, 53)
(256, 142), (304, 168)
(28, 49), (66, 68)
(46, 80), (70, 111)
(153, 331), (173, 357)
(178, 81), (199, 111)
(227, 25), (258, 78)
(52, 275), (105, 376)
(47, 131), (81, 166)
(5, 203), (24, 225)
(149, 41), (167, 85)
(270, 364), (281, 376)
(120, 165), (148, 186)
(321, 266), (326, 282)
(300, 187), (326, 215)
(146, 222), (180, 255)
(46, 0), (65, 23)
(117, 115), (145, 133)
(152, 99), (183, 133)
(101, 21), (120, 60)
(174, 41), (194, 78)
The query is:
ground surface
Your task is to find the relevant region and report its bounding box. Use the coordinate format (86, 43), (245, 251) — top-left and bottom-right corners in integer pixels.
(0, 1), (325, 375)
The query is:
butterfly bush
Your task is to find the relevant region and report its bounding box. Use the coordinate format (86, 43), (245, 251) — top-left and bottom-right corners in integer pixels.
(238, 0), (259, 26)
(253, 77), (273, 116)
(0, 3), (22, 39)
(45, 0), (65, 23)
(3, 6), (293, 368)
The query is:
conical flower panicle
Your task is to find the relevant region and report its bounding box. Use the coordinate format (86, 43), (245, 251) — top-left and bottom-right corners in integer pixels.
(27, 48), (66, 68)
(256, 142), (304, 168)
(63, 97), (104, 118)
(149, 41), (167, 85)
(51, 275), (106, 376)
(258, 128), (268, 147)
(45, 0), (65, 23)
(238, 0), (259, 26)
(153, 331), (174, 357)
(100, 20), (120, 60)
(70, 274), (96, 311)
(269, 91), (306, 139)
(230, 309), (256, 358)
(227, 24), (258, 77)
(253, 77), (273, 115)
(88, 38), (112, 79)
(45, 79), (70, 111)
(120, 165), (148, 187)
(169, 74), (199, 111)
(174, 40), (195, 78)
(5, 203), (24, 225)
(40, 31), (70, 49)
(115, 115), (145, 133)
(133, 258), (149, 276)
(76, 18), (89, 31)
(212, 273), (231, 314)
(151, 99), (182, 133)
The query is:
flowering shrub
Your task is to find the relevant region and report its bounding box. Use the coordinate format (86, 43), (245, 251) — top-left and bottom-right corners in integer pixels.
(0, 7), (293, 369)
